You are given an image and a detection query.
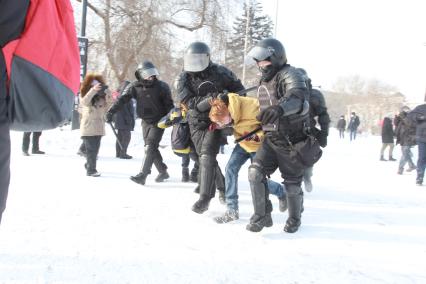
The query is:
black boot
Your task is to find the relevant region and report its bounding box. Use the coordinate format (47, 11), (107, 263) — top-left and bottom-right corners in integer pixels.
(182, 167), (190, 182)
(284, 189), (303, 233)
(246, 200), (273, 232)
(155, 171), (169, 182)
(130, 172), (147, 185)
(191, 195), (211, 214)
(246, 165), (273, 232)
(191, 154), (216, 214)
(119, 153), (133, 159)
(190, 167), (198, 182)
(193, 185), (200, 194)
(388, 155), (396, 161)
(380, 155), (387, 161)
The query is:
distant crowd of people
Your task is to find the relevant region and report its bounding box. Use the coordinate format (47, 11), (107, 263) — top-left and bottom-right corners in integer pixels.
(377, 105), (426, 186)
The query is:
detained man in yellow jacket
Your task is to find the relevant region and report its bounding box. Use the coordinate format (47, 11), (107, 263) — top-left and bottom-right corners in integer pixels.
(209, 93), (286, 223)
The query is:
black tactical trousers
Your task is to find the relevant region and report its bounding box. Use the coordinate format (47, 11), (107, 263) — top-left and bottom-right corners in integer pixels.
(140, 120), (167, 175)
(22, 131), (42, 152)
(190, 126), (221, 199)
(116, 129), (131, 156)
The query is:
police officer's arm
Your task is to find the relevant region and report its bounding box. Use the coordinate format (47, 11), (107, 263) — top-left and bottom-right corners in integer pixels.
(108, 82), (135, 115)
(221, 66), (245, 95)
(277, 68), (309, 116)
(311, 90), (330, 132)
(175, 72), (209, 110)
(161, 82), (174, 113)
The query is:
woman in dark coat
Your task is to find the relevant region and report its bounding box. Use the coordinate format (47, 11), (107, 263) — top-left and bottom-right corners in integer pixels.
(113, 81), (135, 159)
(380, 117), (396, 161)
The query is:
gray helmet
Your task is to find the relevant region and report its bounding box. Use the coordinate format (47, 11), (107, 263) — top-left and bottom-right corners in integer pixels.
(135, 61), (159, 80)
(183, 42), (211, 72)
(400, 106), (411, 113)
(247, 38), (287, 68)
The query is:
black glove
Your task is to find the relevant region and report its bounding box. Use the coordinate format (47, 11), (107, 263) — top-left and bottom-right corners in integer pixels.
(256, 105), (284, 125)
(316, 130), (328, 147)
(105, 111), (114, 123)
(217, 92), (229, 105)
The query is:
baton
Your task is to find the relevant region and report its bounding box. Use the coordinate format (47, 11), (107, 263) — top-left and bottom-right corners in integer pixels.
(108, 122), (123, 150)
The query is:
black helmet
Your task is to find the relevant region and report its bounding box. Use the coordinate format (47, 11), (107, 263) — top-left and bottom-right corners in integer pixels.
(135, 60), (159, 80)
(247, 38), (287, 68)
(183, 42), (211, 72)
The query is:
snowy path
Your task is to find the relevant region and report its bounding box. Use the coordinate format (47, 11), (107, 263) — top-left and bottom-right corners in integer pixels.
(1, 126), (426, 284)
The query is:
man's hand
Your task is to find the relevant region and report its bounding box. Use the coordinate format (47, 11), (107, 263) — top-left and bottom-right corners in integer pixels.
(105, 111), (114, 123)
(244, 133), (261, 142)
(256, 105), (284, 125)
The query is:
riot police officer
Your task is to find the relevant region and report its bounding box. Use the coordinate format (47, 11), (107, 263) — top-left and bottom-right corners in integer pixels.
(106, 61), (174, 185)
(246, 38), (322, 233)
(298, 68), (330, 192)
(175, 41), (244, 214)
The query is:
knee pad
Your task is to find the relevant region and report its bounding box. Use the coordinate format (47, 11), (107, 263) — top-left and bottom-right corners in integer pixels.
(285, 183), (302, 197)
(248, 163), (265, 183)
(200, 154), (215, 166)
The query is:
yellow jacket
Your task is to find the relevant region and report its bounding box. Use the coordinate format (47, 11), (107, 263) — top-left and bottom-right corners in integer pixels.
(227, 93), (264, 153)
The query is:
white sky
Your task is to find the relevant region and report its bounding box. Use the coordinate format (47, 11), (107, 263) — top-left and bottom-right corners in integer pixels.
(261, 0), (426, 103)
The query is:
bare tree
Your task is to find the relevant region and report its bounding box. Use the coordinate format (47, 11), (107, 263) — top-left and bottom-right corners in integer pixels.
(75, 0), (226, 86)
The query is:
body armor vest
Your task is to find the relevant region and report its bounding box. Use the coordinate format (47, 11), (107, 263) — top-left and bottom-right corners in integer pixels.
(259, 67), (310, 143)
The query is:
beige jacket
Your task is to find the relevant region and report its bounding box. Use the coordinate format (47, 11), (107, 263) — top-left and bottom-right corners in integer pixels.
(79, 88), (113, 136)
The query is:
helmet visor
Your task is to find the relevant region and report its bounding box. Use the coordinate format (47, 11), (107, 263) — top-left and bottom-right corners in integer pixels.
(140, 68), (159, 79)
(246, 46), (274, 65)
(184, 53), (209, 72)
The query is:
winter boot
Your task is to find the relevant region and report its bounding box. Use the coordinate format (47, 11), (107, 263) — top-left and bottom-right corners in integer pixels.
(192, 155), (216, 213)
(304, 177), (313, 193)
(130, 172), (147, 185)
(380, 155), (387, 161)
(246, 164), (273, 232)
(191, 195), (211, 214)
(22, 151), (30, 156)
(182, 167), (190, 182)
(416, 177), (423, 186)
(119, 153), (133, 159)
(278, 195), (288, 212)
(407, 166), (417, 172)
(155, 171), (170, 182)
(246, 200), (273, 232)
(397, 168), (403, 175)
(190, 167), (198, 183)
(87, 170), (101, 177)
(284, 190), (303, 233)
(214, 209), (239, 224)
(193, 185), (200, 194)
(218, 189), (226, 205)
(32, 149), (45, 154)
(388, 155), (396, 161)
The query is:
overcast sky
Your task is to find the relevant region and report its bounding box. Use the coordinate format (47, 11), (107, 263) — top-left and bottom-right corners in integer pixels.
(260, 0), (426, 103)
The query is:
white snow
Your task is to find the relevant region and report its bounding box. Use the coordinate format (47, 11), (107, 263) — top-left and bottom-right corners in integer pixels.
(1, 124), (426, 284)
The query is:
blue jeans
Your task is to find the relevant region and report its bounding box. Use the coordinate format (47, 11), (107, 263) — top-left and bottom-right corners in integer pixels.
(350, 129), (357, 141)
(225, 144), (284, 211)
(417, 142), (426, 182)
(399, 146), (416, 170)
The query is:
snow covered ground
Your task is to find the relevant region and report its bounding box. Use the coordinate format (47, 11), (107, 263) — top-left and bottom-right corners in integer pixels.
(1, 124), (426, 284)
